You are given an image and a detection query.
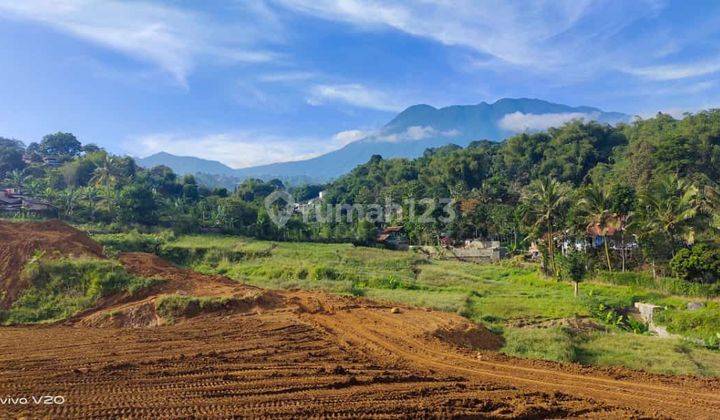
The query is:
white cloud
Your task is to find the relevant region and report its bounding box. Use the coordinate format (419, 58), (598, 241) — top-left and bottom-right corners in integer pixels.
(499, 112), (597, 132)
(375, 126), (460, 143)
(624, 60), (720, 81)
(130, 128), (368, 168)
(0, 0), (280, 85)
(307, 83), (407, 111)
(332, 129), (368, 145)
(274, 0), (654, 69)
(258, 71), (317, 83)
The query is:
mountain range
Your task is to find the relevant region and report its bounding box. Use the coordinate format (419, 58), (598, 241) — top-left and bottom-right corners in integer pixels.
(137, 98), (630, 185)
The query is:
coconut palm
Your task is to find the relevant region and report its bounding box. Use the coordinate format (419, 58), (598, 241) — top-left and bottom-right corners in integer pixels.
(90, 154), (116, 215)
(578, 184), (616, 271)
(636, 174), (700, 258)
(522, 177), (570, 276)
(702, 183), (720, 231)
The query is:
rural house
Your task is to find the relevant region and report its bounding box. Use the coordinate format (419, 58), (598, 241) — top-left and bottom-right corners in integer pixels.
(0, 188), (57, 217)
(376, 226), (409, 250)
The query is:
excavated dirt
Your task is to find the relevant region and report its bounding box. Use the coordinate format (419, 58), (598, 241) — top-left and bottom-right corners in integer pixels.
(0, 219), (104, 308)
(2, 221), (720, 418)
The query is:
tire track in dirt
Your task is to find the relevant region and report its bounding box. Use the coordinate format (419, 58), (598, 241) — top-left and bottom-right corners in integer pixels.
(306, 307), (720, 418)
(1, 311), (628, 418)
(2, 222), (718, 418)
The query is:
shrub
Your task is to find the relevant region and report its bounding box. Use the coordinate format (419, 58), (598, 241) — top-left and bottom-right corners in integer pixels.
(558, 250), (588, 282)
(4, 258), (161, 324)
(583, 292), (647, 334)
(93, 230), (174, 254)
(654, 303), (720, 348)
(310, 265), (341, 281)
(670, 245), (720, 284)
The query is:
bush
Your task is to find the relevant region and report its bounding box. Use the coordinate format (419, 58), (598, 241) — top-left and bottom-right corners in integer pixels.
(654, 303), (720, 348)
(310, 265), (341, 281)
(558, 250), (588, 282)
(4, 258), (160, 324)
(93, 230), (175, 254)
(583, 292), (647, 334)
(596, 271), (720, 298)
(670, 245), (720, 284)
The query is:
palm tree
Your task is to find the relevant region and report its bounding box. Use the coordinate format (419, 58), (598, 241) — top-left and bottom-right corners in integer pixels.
(578, 184), (616, 271)
(522, 177), (570, 276)
(80, 186), (101, 222)
(90, 154), (116, 215)
(636, 174), (699, 259)
(702, 183), (720, 231)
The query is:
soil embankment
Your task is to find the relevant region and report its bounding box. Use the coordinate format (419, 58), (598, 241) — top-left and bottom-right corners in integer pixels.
(0, 220), (103, 308)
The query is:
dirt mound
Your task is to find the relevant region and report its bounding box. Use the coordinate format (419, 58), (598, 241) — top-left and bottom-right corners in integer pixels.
(432, 323), (504, 351)
(80, 289), (285, 328)
(118, 252), (244, 295)
(72, 252), (284, 327)
(0, 219), (104, 308)
(83, 302), (161, 328)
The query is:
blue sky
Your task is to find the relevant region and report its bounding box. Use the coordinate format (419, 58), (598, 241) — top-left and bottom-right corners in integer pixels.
(1, 0), (720, 168)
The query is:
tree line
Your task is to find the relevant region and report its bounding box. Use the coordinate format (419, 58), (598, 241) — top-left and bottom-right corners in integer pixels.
(2, 110), (720, 283)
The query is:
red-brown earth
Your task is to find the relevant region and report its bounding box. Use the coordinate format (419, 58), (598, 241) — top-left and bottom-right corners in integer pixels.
(1, 221), (719, 418)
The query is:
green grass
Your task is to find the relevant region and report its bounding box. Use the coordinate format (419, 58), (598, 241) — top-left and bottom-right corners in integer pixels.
(1, 257), (161, 324)
(576, 332), (720, 376)
(502, 327), (577, 362)
(81, 232), (720, 376)
(594, 271), (720, 298)
(655, 303), (720, 347)
(92, 230), (175, 254)
(503, 327), (720, 376)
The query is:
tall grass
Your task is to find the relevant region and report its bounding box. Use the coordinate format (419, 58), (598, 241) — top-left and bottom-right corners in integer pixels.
(595, 271), (720, 298)
(655, 303), (720, 348)
(0, 258), (160, 324)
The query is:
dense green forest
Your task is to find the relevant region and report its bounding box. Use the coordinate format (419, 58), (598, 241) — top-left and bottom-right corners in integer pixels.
(2, 111), (720, 282)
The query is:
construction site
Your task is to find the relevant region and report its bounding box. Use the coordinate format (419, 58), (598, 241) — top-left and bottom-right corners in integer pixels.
(1, 220), (719, 418)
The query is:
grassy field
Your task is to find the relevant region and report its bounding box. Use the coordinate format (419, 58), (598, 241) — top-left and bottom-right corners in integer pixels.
(92, 232), (720, 376)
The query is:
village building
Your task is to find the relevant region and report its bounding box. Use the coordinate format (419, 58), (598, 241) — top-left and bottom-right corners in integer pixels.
(41, 155), (63, 167)
(449, 239), (507, 262)
(0, 188), (57, 217)
(376, 226), (409, 250)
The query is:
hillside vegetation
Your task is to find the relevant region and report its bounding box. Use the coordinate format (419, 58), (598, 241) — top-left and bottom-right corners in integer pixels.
(2, 111), (720, 284)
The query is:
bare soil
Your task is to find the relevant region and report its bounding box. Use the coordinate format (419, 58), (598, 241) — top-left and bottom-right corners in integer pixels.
(2, 221), (720, 418)
(0, 219), (103, 308)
